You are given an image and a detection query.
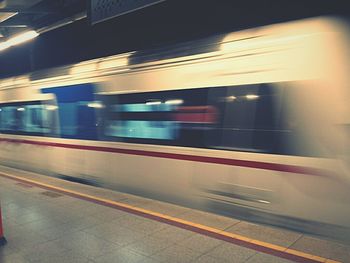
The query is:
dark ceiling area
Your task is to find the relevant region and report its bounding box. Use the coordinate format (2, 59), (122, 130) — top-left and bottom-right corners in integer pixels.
(0, 0), (349, 78)
(0, 0), (86, 37)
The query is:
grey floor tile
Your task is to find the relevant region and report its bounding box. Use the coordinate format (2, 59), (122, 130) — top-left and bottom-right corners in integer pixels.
(205, 242), (257, 263)
(142, 201), (191, 217)
(13, 217), (64, 234)
(2, 223), (40, 240)
(57, 204), (96, 217)
(94, 247), (149, 263)
(177, 210), (240, 230)
(91, 190), (128, 203)
(90, 208), (126, 221)
(109, 214), (146, 228)
(0, 242), (18, 257)
(4, 231), (51, 253)
(64, 215), (104, 231)
(151, 244), (202, 263)
(39, 221), (84, 240)
(125, 219), (168, 235)
(52, 231), (121, 259)
(2, 206), (33, 219)
(0, 252), (30, 263)
(180, 233), (223, 254)
(11, 211), (48, 226)
(46, 195), (79, 205)
(193, 254), (230, 263)
(245, 252), (294, 263)
(84, 223), (146, 246)
(225, 222), (302, 247)
(135, 257), (161, 263)
(103, 226), (146, 246)
(125, 236), (175, 256)
(119, 197), (153, 207)
(19, 239), (69, 263)
(290, 236), (350, 262)
(149, 225), (195, 243)
(33, 249), (92, 263)
(72, 204), (118, 217)
(83, 222), (120, 237)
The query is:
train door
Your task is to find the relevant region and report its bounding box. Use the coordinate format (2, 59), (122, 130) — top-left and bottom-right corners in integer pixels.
(19, 100), (58, 174)
(193, 83), (285, 216)
(41, 84), (102, 182)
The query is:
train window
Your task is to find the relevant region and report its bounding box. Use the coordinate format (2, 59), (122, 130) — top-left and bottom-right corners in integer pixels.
(54, 101), (100, 139)
(209, 84), (284, 153)
(101, 88), (212, 147)
(100, 85), (284, 152)
(20, 105), (39, 133)
(99, 83), (317, 157)
(41, 84), (99, 140)
(105, 102), (176, 140)
(59, 103), (78, 136)
(0, 101), (57, 136)
(221, 85), (259, 151)
(0, 106), (17, 131)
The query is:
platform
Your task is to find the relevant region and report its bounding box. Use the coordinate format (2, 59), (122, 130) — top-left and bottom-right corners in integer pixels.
(0, 165), (349, 263)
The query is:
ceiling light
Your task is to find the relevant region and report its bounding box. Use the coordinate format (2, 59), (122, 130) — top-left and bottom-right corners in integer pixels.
(0, 30), (39, 52)
(0, 41), (10, 51)
(0, 12), (18, 23)
(6, 30), (39, 46)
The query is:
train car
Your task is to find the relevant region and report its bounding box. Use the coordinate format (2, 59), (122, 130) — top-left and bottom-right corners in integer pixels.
(1, 16), (350, 238)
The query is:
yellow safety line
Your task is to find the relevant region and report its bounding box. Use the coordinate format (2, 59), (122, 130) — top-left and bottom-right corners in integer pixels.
(0, 172), (341, 263)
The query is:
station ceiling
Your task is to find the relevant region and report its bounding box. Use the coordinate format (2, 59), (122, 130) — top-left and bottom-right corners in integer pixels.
(0, 0), (86, 39)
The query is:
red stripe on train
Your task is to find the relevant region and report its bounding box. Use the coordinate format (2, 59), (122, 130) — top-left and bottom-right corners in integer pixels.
(0, 137), (330, 177)
(173, 105), (218, 123)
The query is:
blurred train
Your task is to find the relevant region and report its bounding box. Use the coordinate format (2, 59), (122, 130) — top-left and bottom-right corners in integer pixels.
(1, 16), (350, 238)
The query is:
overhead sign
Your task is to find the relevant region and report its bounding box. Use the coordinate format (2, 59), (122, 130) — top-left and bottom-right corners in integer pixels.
(90, 0), (165, 24)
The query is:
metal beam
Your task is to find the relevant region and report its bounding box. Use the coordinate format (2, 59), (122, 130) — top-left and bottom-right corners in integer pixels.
(0, 24), (27, 27)
(0, 15), (33, 27)
(38, 11), (86, 34)
(0, 7), (55, 14)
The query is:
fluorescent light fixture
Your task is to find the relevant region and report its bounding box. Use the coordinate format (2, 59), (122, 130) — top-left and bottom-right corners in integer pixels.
(0, 30), (39, 52)
(87, 102), (104, 108)
(165, 99), (183, 105)
(7, 30), (39, 46)
(17, 107), (25, 111)
(0, 12), (18, 23)
(0, 41), (10, 51)
(146, 101), (161, 105)
(246, 94), (259, 100)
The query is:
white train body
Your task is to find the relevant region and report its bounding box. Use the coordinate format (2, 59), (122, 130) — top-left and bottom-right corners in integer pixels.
(1, 17), (350, 237)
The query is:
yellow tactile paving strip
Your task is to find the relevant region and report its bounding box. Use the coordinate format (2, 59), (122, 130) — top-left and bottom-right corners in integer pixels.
(0, 171), (341, 263)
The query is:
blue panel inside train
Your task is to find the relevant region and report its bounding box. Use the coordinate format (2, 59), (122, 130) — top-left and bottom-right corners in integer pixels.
(41, 83), (98, 140)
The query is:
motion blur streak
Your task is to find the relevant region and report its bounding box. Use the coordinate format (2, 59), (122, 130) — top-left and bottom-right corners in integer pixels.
(1, 16), (350, 241)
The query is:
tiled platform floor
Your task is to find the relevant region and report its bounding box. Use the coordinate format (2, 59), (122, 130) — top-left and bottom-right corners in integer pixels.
(0, 166), (349, 263)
